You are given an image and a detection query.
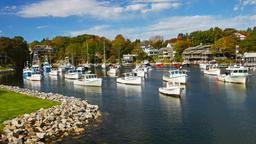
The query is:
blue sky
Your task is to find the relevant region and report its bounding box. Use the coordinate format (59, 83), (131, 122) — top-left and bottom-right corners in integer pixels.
(0, 0), (255, 42)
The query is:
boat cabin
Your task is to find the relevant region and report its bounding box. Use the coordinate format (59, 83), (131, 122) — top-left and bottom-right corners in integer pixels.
(85, 74), (97, 79)
(169, 69), (187, 75)
(225, 66), (248, 75)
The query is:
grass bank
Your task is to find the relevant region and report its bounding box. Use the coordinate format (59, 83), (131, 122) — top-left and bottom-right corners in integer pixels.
(0, 88), (59, 131)
(0, 66), (8, 71)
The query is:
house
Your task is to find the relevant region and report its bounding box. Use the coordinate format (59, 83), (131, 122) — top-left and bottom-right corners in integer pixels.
(122, 54), (137, 63)
(182, 44), (213, 64)
(141, 44), (158, 56)
(234, 33), (246, 41)
(243, 52), (256, 66)
(158, 43), (174, 60)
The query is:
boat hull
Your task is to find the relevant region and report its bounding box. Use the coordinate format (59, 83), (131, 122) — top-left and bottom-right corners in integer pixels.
(74, 79), (102, 87)
(159, 87), (181, 97)
(117, 77), (141, 85)
(65, 73), (81, 79)
(203, 69), (220, 75)
(163, 75), (187, 84)
(217, 75), (247, 84)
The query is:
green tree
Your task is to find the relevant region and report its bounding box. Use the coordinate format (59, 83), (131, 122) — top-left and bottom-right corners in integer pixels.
(212, 35), (238, 57)
(239, 32), (256, 53)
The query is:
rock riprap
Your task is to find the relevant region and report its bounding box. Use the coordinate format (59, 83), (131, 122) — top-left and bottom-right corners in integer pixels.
(0, 85), (102, 144)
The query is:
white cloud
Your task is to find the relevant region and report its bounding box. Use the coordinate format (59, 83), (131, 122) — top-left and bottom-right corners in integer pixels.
(68, 15), (256, 40)
(16, 0), (182, 18)
(234, 0), (256, 11)
(146, 15), (256, 39)
(36, 25), (49, 29)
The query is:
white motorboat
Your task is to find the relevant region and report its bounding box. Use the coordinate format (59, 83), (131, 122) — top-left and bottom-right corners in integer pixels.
(65, 69), (81, 79)
(42, 56), (51, 73)
(117, 73), (142, 85)
(159, 82), (182, 97)
(199, 60), (217, 70)
(108, 65), (120, 75)
(132, 66), (146, 77)
(203, 64), (221, 75)
(217, 65), (248, 84)
(163, 69), (188, 84)
(23, 62), (32, 80)
(49, 69), (58, 76)
(74, 74), (102, 87)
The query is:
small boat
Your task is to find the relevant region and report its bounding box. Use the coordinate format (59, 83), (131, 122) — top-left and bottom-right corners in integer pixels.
(203, 64), (221, 75)
(217, 65), (248, 84)
(199, 60), (217, 70)
(42, 56), (51, 73)
(65, 69), (81, 79)
(23, 61), (32, 79)
(49, 69), (58, 76)
(155, 62), (164, 68)
(28, 64), (42, 81)
(107, 65), (120, 75)
(159, 82), (182, 97)
(132, 65), (146, 77)
(171, 62), (181, 69)
(74, 74), (102, 87)
(163, 69), (188, 84)
(117, 72), (142, 85)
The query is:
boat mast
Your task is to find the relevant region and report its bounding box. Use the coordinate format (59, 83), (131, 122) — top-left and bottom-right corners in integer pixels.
(86, 40), (89, 64)
(103, 40), (106, 65)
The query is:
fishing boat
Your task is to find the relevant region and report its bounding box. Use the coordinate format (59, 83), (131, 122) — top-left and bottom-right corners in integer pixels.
(117, 72), (142, 85)
(29, 64), (42, 81)
(159, 82), (182, 97)
(42, 56), (51, 73)
(22, 61), (32, 79)
(28, 52), (42, 81)
(49, 69), (58, 76)
(107, 65), (120, 76)
(65, 69), (81, 79)
(163, 69), (188, 84)
(203, 64), (221, 75)
(217, 65), (248, 84)
(132, 65), (146, 77)
(74, 74), (102, 87)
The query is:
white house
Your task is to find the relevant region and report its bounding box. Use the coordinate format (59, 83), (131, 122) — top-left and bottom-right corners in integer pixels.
(243, 52), (256, 66)
(141, 44), (159, 56)
(235, 33), (246, 41)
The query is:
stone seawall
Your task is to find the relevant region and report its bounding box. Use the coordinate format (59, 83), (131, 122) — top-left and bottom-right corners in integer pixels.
(0, 85), (102, 144)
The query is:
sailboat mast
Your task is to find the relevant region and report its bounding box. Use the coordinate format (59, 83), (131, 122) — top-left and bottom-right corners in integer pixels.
(103, 40), (106, 64)
(86, 40), (89, 64)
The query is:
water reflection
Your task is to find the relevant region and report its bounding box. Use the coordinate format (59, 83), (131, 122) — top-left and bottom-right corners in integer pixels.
(23, 80), (41, 90)
(159, 93), (183, 123)
(74, 84), (102, 94)
(116, 83), (142, 97)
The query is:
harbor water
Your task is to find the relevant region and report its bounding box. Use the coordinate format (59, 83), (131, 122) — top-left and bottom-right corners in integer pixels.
(1, 65), (256, 144)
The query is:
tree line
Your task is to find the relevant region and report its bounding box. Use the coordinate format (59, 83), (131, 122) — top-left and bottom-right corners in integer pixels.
(0, 26), (256, 69)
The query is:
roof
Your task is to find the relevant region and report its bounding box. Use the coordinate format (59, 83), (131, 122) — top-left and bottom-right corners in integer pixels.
(182, 44), (212, 55)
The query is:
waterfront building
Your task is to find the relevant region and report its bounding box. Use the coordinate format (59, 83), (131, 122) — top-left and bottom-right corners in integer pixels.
(158, 43), (174, 60)
(243, 52), (256, 66)
(182, 44), (213, 64)
(141, 44), (159, 56)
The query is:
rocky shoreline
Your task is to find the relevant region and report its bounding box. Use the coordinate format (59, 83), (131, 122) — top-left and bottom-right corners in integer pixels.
(0, 85), (102, 144)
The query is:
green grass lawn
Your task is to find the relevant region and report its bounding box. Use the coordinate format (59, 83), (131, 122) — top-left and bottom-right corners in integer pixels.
(0, 66), (8, 71)
(0, 89), (59, 131)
